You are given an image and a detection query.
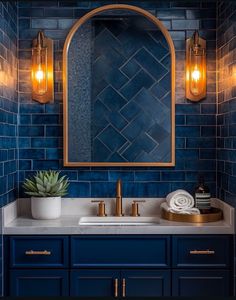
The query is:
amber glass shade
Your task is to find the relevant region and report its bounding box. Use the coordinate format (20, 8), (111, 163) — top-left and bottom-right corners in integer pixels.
(31, 31), (54, 103)
(186, 31), (206, 102)
(32, 46), (47, 95)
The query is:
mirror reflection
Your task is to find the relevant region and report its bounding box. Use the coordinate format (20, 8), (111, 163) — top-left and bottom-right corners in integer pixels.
(64, 6), (175, 166)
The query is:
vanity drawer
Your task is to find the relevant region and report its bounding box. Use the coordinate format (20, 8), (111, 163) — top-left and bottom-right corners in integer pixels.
(172, 235), (231, 268)
(9, 236), (69, 268)
(71, 235), (170, 268)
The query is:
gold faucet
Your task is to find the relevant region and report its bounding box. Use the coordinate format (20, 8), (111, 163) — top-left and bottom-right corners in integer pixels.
(115, 179), (123, 216)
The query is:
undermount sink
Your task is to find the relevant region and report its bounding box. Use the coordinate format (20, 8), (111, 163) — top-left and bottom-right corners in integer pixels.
(78, 216), (160, 226)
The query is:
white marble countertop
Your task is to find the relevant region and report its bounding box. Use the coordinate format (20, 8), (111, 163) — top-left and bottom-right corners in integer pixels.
(3, 214), (234, 235)
(2, 198), (235, 235)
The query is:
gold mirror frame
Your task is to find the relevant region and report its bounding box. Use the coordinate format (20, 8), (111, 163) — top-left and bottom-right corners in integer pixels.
(63, 4), (175, 167)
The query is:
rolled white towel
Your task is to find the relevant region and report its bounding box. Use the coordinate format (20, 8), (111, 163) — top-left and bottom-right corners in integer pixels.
(166, 189), (195, 212)
(161, 202), (200, 215)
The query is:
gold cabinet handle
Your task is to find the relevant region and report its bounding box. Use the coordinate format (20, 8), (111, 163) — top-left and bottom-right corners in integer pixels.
(25, 250), (51, 255)
(122, 278), (126, 298)
(114, 278), (118, 298)
(189, 250), (215, 255)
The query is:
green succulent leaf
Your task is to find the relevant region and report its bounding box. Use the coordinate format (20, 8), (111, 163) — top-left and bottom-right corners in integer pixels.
(22, 170), (69, 197)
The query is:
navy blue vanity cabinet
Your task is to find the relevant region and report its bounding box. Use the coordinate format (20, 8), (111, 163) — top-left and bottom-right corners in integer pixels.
(7, 236), (69, 296)
(71, 235), (170, 268)
(71, 269), (171, 297)
(172, 269), (230, 296)
(172, 235), (233, 296)
(5, 234), (233, 297)
(70, 269), (171, 298)
(10, 269), (69, 296)
(9, 236), (69, 268)
(121, 270), (171, 297)
(70, 269), (120, 297)
(70, 235), (171, 297)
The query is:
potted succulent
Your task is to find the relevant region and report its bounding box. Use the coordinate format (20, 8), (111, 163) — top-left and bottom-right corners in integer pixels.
(23, 170), (69, 220)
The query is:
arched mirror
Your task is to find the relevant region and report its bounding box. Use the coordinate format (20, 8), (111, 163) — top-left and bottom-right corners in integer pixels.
(63, 4), (175, 166)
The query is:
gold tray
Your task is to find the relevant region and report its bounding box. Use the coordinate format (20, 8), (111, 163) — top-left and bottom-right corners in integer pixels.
(161, 207), (223, 223)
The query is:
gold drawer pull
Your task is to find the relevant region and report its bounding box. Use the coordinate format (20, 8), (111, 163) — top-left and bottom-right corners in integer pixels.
(25, 250), (51, 255)
(114, 278), (118, 298)
(190, 250), (215, 255)
(122, 278), (126, 298)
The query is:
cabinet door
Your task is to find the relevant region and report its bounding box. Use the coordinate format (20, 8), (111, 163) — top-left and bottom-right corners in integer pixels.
(10, 269), (69, 296)
(71, 269), (120, 298)
(172, 269), (230, 296)
(121, 270), (171, 297)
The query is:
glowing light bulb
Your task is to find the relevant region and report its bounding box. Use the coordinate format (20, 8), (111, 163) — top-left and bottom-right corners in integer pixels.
(35, 68), (44, 82)
(192, 68), (200, 82)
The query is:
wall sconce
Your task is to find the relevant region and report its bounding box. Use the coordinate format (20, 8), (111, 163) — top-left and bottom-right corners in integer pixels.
(186, 30), (206, 102)
(32, 31), (54, 103)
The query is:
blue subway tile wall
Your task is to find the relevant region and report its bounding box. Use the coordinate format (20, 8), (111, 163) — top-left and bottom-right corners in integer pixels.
(0, 1), (18, 296)
(217, 1), (236, 206)
(0, 1), (18, 206)
(18, 1), (217, 198)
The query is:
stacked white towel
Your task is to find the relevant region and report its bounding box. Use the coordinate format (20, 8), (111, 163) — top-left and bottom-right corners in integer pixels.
(164, 189), (200, 215)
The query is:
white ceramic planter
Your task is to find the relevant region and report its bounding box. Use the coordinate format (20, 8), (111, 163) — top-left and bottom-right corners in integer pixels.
(31, 196), (61, 220)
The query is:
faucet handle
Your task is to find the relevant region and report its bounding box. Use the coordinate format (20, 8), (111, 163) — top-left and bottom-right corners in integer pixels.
(91, 200), (107, 217)
(131, 200), (146, 217)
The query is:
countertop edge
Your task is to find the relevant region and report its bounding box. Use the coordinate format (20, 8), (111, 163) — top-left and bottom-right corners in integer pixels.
(2, 198), (235, 235)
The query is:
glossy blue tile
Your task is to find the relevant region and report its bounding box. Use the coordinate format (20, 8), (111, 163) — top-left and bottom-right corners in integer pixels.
(186, 115), (216, 125)
(32, 114), (59, 125)
(176, 138), (185, 148)
(134, 48), (168, 80)
(109, 171), (134, 181)
(33, 160), (60, 170)
(78, 171), (108, 181)
(68, 182), (91, 197)
(176, 126), (200, 137)
(46, 126), (63, 137)
(201, 126), (216, 137)
(120, 69), (154, 100)
(91, 182), (115, 197)
(20, 103), (45, 113)
(19, 126), (44, 137)
(120, 100), (141, 122)
(176, 149), (199, 159)
(123, 182), (171, 197)
(99, 86), (127, 112)
(19, 160), (32, 170)
(121, 58), (141, 78)
(18, 137), (31, 148)
(19, 115), (31, 124)
(3, 161), (16, 175)
(31, 138), (59, 148)
(19, 149), (45, 159)
(134, 171), (160, 181)
(46, 148), (62, 160)
(184, 160), (216, 171)
(200, 149), (216, 160)
(176, 104), (200, 115)
(161, 171), (185, 181)
(98, 125), (127, 153)
(186, 138), (216, 149)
